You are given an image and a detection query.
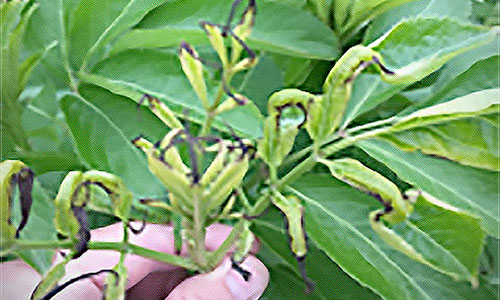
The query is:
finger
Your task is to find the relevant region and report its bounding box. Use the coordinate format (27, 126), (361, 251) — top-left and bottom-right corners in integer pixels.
(205, 223), (260, 254)
(0, 260), (42, 300)
(125, 269), (188, 300)
(52, 221), (261, 298)
(55, 222), (180, 291)
(166, 255), (269, 300)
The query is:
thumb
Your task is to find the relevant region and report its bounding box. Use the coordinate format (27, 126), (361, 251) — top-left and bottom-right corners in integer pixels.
(166, 256), (269, 300)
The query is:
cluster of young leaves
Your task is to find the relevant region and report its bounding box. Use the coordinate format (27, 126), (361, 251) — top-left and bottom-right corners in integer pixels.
(1, 0), (499, 299)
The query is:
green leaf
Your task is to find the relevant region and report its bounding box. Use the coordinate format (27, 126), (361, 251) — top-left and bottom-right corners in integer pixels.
(382, 114), (499, 172)
(291, 173), (494, 299)
(340, 73), (403, 128)
(341, 18), (493, 127)
(241, 55), (285, 113)
(253, 209), (381, 300)
(79, 49), (263, 138)
(60, 94), (164, 199)
(0, 0), (27, 47)
(364, 0), (473, 44)
(394, 89), (499, 128)
(480, 237), (499, 285)
(339, 0), (417, 37)
(19, 41), (57, 87)
(290, 176), (432, 300)
(23, 0), (74, 89)
(78, 83), (167, 142)
(271, 54), (313, 87)
(378, 89), (500, 171)
(358, 138), (499, 238)
(370, 18), (493, 83)
(384, 245), (498, 300)
(408, 193), (485, 283)
(344, 59), (499, 130)
(1, 2), (40, 152)
(110, 0), (340, 60)
(16, 151), (84, 175)
(1, 3), (38, 100)
(13, 180), (57, 274)
(79, 0), (168, 71)
(68, 0), (167, 68)
(409, 56), (500, 112)
(432, 37), (500, 91)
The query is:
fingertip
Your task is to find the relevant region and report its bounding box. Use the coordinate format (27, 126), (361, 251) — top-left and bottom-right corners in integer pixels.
(226, 256), (269, 300)
(205, 223), (260, 254)
(166, 256), (269, 300)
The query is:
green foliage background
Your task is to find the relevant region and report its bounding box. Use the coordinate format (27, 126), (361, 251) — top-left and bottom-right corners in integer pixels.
(1, 0), (499, 299)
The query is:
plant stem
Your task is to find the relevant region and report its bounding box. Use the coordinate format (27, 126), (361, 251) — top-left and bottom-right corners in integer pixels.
(199, 70), (234, 136)
(345, 116), (399, 135)
(200, 111), (215, 136)
(208, 219), (246, 269)
(282, 116), (398, 168)
(278, 125), (394, 187)
(211, 81), (227, 111)
(13, 240), (73, 250)
(187, 191), (208, 271)
(321, 126), (391, 155)
(277, 155), (318, 188)
(13, 240), (198, 270)
(58, 1), (78, 92)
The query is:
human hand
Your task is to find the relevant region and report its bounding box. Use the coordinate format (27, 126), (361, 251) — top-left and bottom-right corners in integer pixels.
(0, 222), (269, 300)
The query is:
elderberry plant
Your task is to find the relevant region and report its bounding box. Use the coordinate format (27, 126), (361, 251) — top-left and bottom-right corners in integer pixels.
(1, 0), (499, 299)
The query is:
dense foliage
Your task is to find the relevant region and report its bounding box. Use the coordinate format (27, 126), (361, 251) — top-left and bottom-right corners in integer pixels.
(1, 0), (499, 299)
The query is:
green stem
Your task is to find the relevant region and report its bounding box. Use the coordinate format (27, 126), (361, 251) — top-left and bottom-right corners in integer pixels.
(13, 240), (198, 270)
(126, 243), (196, 270)
(278, 125), (394, 187)
(282, 116), (397, 168)
(344, 116), (399, 135)
(277, 155), (318, 188)
(321, 126), (391, 155)
(1, 119), (31, 152)
(122, 222), (129, 250)
(236, 187), (252, 211)
(282, 145), (313, 168)
(200, 111), (215, 136)
(208, 219), (246, 269)
(58, 1), (78, 92)
(211, 81), (226, 111)
(199, 70), (234, 136)
(188, 191), (208, 270)
(13, 240), (73, 250)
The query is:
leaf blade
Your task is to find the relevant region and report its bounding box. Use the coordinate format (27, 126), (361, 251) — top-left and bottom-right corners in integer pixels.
(358, 138), (500, 238)
(110, 0), (340, 60)
(60, 94), (164, 198)
(79, 49), (263, 138)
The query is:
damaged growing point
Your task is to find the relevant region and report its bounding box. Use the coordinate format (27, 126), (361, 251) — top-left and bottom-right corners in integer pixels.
(197, 0), (257, 105)
(152, 127), (221, 185)
(68, 181), (95, 259)
(127, 217), (147, 235)
(231, 258), (252, 281)
(281, 205), (315, 293)
(11, 167), (35, 238)
(271, 192), (315, 292)
(0, 160), (36, 246)
(344, 55), (395, 84)
(275, 102), (308, 130)
(224, 124), (257, 160)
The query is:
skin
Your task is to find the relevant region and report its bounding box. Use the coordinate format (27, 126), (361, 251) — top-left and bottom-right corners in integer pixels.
(0, 222), (269, 300)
